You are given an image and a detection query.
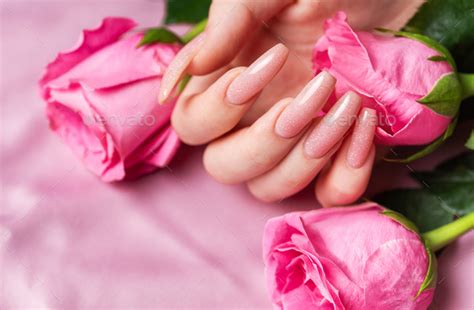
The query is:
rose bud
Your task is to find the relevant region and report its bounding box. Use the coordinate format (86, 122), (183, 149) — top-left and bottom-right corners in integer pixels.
(39, 17), (181, 181)
(312, 12), (462, 147)
(263, 203), (436, 309)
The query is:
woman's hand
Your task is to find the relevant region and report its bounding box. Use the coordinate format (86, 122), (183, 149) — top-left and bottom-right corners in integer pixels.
(172, 43), (377, 205)
(162, 0), (423, 204)
(203, 67), (377, 206)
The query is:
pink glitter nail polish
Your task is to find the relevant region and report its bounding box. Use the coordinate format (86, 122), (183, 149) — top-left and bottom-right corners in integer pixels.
(304, 91), (361, 158)
(347, 108), (377, 168)
(226, 44), (288, 105)
(159, 33), (206, 103)
(275, 71), (336, 138)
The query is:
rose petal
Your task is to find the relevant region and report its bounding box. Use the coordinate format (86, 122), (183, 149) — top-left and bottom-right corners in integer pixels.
(363, 239), (431, 310)
(263, 203), (434, 309)
(40, 17), (137, 92)
(47, 35), (180, 91)
(46, 101), (124, 181)
(375, 105), (452, 146)
(81, 77), (174, 158)
(143, 128), (180, 167)
(357, 32), (452, 97)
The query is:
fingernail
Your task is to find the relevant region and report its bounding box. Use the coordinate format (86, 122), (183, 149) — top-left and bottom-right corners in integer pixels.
(346, 108), (377, 168)
(275, 71), (336, 138)
(159, 33), (206, 104)
(226, 44), (288, 105)
(304, 91), (361, 158)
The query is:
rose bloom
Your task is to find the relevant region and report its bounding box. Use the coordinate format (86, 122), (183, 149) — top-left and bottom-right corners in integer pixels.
(313, 12), (460, 146)
(40, 17), (180, 181)
(263, 203), (435, 309)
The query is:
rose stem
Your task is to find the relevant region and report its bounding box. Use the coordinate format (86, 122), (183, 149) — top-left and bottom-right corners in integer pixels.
(182, 19), (208, 44)
(423, 212), (474, 252)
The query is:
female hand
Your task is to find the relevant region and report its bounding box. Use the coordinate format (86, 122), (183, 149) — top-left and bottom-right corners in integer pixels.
(162, 0), (423, 205)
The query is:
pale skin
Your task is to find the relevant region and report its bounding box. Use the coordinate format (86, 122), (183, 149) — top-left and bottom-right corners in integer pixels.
(161, 0), (425, 206)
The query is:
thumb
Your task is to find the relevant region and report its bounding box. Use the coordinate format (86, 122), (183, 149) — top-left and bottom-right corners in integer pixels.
(188, 0), (291, 75)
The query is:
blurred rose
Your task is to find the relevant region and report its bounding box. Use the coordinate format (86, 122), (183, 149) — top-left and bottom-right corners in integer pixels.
(40, 17), (181, 181)
(313, 12), (461, 146)
(263, 203), (435, 309)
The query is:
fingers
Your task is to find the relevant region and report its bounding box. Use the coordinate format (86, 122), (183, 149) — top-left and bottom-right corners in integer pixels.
(226, 43), (289, 105)
(188, 0), (292, 75)
(246, 88), (362, 203)
(159, 0), (292, 103)
(316, 108), (377, 207)
(274, 71), (335, 138)
(203, 72), (337, 185)
(171, 44), (289, 145)
(247, 124), (341, 203)
(159, 34), (206, 104)
(304, 91), (362, 159)
(203, 99), (298, 184)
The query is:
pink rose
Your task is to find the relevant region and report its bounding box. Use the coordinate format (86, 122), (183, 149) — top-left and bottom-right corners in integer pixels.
(263, 203), (435, 309)
(313, 12), (462, 146)
(40, 17), (181, 181)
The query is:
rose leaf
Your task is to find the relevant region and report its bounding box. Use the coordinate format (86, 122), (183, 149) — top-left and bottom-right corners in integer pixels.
(417, 73), (462, 117)
(374, 152), (474, 232)
(165, 0), (211, 24)
(374, 189), (454, 233)
(137, 27), (183, 47)
(407, 0), (474, 72)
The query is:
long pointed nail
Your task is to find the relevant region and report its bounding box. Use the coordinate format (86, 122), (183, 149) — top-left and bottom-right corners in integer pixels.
(159, 33), (206, 104)
(226, 44), (289, 105)
(304, 91), (361, 158)
(275, 71), (336, 138)
(347, 108), (377, 168)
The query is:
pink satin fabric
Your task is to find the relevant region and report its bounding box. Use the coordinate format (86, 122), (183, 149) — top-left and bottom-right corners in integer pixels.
(1, 1), (472, 308)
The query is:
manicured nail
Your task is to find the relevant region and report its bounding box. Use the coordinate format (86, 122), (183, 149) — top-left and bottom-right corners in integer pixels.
(275, 71), (336, 138)
(159, 33), (206, 104)
(347, 108), (377, 168)
(226, 44), (288, 105)
(304, 91), (361, 158)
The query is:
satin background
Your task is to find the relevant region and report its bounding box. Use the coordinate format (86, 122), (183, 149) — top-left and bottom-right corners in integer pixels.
(1, 1), (473, 308)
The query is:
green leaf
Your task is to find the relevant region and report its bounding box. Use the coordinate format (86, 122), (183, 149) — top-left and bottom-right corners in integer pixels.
(384, 115), (458, 163)
(417, 73), (462, 117)
(181, 19), (208, 44)
(137, 27), (183, 47)
(178, 74), (191, 92)
(466, 130), (474, 150)
(165, 0), (211, 24)
(407, 0), (474, 72)
(411, 152), (474, 215)
(375, 189), (453, 233)
(375, 152), (474, 232)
